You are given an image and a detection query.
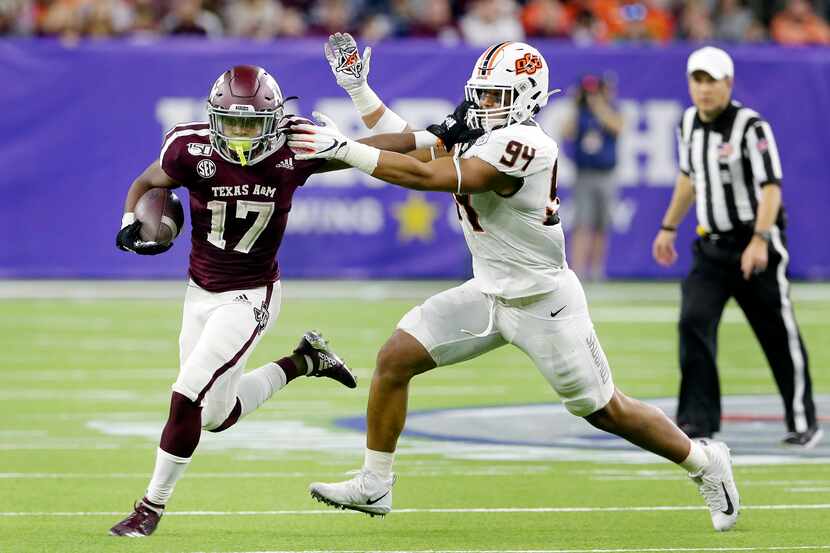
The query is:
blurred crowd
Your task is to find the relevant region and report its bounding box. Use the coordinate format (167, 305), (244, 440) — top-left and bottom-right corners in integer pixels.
(1, 0), (829, 45)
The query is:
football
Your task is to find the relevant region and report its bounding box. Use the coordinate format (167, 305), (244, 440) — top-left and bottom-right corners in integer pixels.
(135, 188), (184, 245)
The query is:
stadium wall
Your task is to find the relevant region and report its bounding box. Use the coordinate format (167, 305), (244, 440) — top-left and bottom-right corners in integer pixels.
(1, 39), (828, 279)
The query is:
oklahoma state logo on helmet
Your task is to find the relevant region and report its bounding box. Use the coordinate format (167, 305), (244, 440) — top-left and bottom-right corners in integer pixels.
(515, 53), (543, 76)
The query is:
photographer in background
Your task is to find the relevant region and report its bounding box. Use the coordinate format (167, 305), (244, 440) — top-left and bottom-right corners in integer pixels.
(563, 73), (624, 281)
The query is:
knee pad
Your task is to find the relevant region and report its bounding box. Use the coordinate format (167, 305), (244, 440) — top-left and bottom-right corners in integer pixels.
(201, 398), (235, 431)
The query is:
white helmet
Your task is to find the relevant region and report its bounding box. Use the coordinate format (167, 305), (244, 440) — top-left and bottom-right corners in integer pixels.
(464, 42), (554, 132)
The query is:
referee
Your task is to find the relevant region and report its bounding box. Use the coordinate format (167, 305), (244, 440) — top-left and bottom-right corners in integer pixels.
(652, 46), (821, 448)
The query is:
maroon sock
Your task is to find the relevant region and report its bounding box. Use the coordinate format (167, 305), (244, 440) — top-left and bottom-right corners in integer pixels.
(159, 392), (202, 458)
(276, 355), (302, 383)
(208, 398), (242, 433)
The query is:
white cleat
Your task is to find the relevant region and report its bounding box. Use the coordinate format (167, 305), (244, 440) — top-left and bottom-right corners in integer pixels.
(309, 470), (395, 517)
(690, 440), (740, 531)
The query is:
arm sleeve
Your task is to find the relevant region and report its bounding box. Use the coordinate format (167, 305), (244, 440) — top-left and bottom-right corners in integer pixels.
(370, 107), (409, 134)
(745, 119), (783, 186)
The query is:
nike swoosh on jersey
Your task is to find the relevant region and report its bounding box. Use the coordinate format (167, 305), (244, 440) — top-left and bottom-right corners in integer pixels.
(550, 305), (567, 318)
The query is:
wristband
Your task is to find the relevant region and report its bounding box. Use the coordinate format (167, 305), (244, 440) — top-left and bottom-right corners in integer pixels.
(372, 108), (408, 134)
(347, 83), (382, 116)
(660, 224), (677, 232)
(413, 130), (440, 150)
(754, 229), (771, 242)
(122, 212), (136, 228)
(338, 140), (381, 175)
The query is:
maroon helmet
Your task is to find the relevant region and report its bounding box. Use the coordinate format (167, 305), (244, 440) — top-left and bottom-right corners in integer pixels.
(207, 65), (284, 166)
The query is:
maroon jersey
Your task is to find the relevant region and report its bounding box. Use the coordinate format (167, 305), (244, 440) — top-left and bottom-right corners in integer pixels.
(160, 122), (322, 292)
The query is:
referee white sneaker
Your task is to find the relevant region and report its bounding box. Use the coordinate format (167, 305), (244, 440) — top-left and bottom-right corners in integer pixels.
(309, 470), (395, 517)
(689, 440), (740, 531)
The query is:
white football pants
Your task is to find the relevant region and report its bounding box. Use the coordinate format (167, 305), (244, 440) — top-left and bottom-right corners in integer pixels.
(397, 269), (614, 416)
(172, 280), (281, 429)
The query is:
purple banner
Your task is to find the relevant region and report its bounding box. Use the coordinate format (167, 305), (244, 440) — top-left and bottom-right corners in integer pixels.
(1, 39), (828, 279)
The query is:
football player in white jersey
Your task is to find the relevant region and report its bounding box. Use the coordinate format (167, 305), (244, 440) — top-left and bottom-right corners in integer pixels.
(286, 37), (741, 532)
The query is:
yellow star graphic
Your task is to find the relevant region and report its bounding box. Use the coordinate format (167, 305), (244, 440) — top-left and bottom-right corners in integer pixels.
(392, 192), (439, 242)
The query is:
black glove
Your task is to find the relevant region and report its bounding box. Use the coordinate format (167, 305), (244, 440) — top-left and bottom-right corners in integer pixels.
(426, 100), (485, 152)
(116, 221), (173, 256)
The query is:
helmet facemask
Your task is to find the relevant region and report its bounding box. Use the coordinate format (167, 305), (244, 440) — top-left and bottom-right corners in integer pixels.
(464, 85), (515, 132)
(464, 78), (542, 132)
(208, 103), (283, 166)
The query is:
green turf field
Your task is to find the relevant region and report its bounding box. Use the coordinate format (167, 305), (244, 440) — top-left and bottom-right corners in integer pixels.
(1, 281), (829, 553)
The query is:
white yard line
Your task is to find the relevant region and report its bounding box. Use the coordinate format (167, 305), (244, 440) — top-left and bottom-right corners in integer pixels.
(2, 280), (829, 302)
(194, 547), (830, 553)
(3, 503), (830, 516)
(195, 548), (830, 553)
(0, 466), (550, 479)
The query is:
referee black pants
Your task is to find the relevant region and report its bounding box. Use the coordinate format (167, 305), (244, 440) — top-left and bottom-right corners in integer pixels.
(676, 232), (817, 436)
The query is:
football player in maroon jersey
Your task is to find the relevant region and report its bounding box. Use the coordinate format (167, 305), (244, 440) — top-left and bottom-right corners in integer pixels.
(110, 58), (481, 536)
(109, 65), (365, 537)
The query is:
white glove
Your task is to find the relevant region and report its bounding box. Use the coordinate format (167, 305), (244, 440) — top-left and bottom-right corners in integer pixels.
(287, 111), (380, 174)
(287, 111), (347, 160)
(277, 114), (314, 133)
(324, 33), (380, 116)
(324, 32), (372, 92)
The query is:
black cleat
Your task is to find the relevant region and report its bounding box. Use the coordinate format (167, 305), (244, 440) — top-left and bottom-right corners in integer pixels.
(109, 498), (163, 537)
(782, 426), (823, 449)
(294, 330), (357, 389)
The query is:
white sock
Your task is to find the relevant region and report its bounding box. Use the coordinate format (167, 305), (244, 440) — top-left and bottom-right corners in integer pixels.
(364, 448), (395, 480)
(145, 447), (191, 506)
(679, 439), (710, 473)
(237, 362), (288, 417)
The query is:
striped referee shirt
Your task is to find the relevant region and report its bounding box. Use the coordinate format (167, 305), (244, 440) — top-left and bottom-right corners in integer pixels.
(677, 100), (783, 234)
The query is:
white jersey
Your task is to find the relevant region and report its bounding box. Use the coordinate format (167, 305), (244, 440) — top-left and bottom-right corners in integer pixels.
(455, 121), (565, 299)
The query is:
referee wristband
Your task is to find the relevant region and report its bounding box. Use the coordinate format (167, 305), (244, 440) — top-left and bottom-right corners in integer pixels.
(660, 224), (677, 232)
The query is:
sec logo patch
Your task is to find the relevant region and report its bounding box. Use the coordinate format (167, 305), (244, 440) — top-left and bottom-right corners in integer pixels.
(196, 159), (216, 178)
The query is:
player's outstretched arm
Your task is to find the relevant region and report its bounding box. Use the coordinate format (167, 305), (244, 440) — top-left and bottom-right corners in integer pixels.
(370, 153), (517, 195)
(308, 99), (484, 172)
(117, 161), (179, 255)
(287, 112), (517, 195)
(356, 100), (485, 156)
